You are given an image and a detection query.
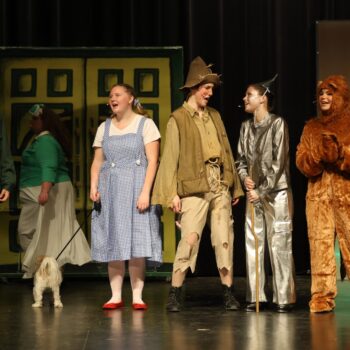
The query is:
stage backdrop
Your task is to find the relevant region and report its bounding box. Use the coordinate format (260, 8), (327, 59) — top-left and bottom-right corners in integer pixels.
(317, 20), (350, 81)
(0, 47), (183, 276)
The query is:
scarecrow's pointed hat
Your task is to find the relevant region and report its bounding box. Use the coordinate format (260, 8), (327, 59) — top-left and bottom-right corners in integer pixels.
(180, 56), (221, 90)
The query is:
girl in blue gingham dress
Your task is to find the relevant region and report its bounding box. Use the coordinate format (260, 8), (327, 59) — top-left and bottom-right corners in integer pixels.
(90, 84), (162, 310)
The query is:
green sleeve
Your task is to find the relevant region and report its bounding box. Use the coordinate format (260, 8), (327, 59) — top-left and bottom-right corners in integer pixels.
(0, 117), (16, 191)
(35, 137), (59, 183)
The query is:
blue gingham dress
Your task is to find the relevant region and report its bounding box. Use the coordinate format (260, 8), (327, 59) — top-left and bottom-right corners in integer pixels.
(91, 117), (162, 266)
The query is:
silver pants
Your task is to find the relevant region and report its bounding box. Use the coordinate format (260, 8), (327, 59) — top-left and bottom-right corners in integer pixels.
(245, 189), (296, 304)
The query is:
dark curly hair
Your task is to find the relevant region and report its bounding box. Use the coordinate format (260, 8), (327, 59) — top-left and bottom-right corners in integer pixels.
(40, 108), (72, 158)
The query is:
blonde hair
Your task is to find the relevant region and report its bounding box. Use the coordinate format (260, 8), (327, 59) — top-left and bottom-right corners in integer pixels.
(109, 83), (148, 117)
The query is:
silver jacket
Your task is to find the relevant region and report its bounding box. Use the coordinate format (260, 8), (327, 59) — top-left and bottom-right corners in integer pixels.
(237, 113), (296, 304)
(236, 114), (291, 198)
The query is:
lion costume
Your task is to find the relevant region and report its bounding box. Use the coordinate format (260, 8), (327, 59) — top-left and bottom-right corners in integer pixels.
(296, 75), (350, 313)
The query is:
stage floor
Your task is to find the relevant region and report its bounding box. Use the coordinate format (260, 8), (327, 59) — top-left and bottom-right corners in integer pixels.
(1, 276), (350, 350)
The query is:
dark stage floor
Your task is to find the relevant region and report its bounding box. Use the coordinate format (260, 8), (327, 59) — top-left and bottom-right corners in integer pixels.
(1, 276), (350, 350)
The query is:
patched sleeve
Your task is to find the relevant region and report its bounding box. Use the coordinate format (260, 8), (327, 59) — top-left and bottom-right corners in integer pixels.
(151, 117), (179, 206)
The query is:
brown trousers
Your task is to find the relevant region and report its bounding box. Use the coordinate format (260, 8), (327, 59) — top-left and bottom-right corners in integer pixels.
(173, 163), (234, 273)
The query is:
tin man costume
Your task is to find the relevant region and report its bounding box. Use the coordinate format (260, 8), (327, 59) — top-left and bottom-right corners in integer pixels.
(152, 57), (243, 312)
(296, 75), (350, 313)
(236, 75), (296, 312)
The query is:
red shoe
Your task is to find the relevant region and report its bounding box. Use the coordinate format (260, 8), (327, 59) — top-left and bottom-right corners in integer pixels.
(102, 301), (124, 310)
(132, 303), (148, 310)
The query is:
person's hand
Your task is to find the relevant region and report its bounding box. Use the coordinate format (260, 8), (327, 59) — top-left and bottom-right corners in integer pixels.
(0, 189), (10, 202)
(171, 195), (181, 213)
(90, 187), (100, 202)
(244, 176), (255, 191)
(339, 145), (350, 172)
(232, 197), (239, 206)
(38, 190), (49, 205)
(320, 132), (340, 163)
(137, 191), (150, 213)
(247, 189), (259, 203)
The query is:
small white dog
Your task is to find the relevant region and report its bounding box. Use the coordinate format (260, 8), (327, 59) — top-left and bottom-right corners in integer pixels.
(32, 256), (63, 308)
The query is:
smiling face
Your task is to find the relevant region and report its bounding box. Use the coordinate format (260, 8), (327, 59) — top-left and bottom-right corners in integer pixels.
(317, 76), (350, 117)
(318, 88), (333, 113)
(108, 85), (134, 115)
(190, 83), (214, 109)
(243, 86), (265, 114)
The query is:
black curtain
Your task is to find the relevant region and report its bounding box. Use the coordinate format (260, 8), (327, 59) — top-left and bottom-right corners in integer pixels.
(1, 0), (350, 274)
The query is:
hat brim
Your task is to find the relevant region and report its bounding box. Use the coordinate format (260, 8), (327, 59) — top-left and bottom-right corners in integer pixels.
(179, 74), (222, 90)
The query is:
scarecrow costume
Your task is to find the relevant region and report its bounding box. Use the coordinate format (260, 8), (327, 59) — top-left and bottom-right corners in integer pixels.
(152, 57), (243, 311)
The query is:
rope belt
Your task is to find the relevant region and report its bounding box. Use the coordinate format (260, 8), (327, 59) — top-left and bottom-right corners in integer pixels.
(206, 158), (228, 194)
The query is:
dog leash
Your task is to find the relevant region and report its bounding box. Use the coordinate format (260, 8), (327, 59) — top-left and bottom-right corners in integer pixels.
(55, 202), (101, 261)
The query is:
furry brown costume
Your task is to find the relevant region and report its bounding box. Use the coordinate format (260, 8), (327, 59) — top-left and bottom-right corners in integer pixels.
(296, 75), (350, 313)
